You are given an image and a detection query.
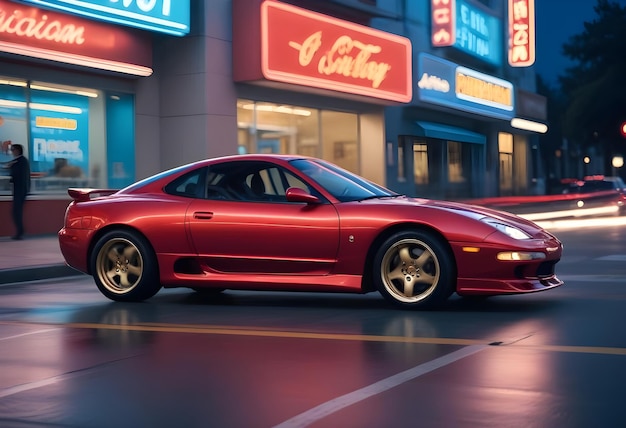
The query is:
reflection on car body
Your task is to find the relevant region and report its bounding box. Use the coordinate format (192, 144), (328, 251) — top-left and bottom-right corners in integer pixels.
(58, 154), (564, 309)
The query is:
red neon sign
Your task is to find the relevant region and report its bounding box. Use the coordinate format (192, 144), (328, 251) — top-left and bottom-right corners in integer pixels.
(0, 0), (152, 75)
(431, 0), (455, 47)
(508, 0), (535, 67)
(259, 0), (412, 103)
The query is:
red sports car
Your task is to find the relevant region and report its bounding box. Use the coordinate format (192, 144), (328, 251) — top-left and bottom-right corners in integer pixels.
(58, 154), (564, 309)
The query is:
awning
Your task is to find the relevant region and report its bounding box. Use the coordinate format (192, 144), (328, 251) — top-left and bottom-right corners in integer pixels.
(415, 121), (486, 144)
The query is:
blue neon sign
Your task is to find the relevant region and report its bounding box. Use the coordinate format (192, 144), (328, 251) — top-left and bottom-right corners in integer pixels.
(416, 54), (514, 120)
(454, 0), (502, 66)
(18, 0), (190, 36)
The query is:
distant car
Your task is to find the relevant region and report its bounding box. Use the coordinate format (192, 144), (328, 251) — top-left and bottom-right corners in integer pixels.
(58, 154), (564, 309)
(563, 175), (626, 215)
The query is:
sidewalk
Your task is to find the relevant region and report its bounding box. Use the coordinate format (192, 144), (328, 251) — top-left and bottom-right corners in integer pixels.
(0, 234), (83, 284)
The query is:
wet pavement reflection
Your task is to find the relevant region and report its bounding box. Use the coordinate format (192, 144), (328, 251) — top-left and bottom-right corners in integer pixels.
(0, 224), (625, 427)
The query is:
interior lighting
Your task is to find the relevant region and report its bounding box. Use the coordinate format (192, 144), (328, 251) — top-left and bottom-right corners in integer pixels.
(510, 118), (548, 133)
(0, 79), (27, 87)
(0, 99), (82, 114)
(0, 99), (27, 108)
(30, 84), (99, 98)
(29, 103), (83, 114)
(240, 103), (311, 117)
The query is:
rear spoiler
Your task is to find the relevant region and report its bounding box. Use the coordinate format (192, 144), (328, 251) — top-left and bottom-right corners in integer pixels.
(67, 188), (119, 202)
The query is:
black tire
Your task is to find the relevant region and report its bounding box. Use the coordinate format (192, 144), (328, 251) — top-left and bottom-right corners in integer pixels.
(91, 230), (161, 302)
(373, 230), (455, 309)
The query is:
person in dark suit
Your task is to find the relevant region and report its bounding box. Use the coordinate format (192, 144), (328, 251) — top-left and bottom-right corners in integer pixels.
(7, 144), (30, 240)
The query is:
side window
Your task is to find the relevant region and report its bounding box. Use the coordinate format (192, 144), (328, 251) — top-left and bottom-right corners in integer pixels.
(205, 161), (319, 202)
(284, 171), (309, 191)
(164, 168), (205, 198)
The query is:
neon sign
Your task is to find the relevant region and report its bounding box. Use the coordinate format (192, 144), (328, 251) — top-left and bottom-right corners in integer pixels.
(508, 0), (535, 67)
(17, 0), (189, 36)
(432, 0), (455, 47)
(251, 0), (412, 103)
(288, 32), (391, 90)
(0, 0), (152, 75)
(431, 0), (502, 66)
(417, 53), (514, 120)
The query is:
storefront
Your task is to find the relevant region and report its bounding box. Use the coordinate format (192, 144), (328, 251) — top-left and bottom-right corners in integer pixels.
(383, 0), (544, 200)
(0, 0), (546, 237)
(0, 0), (189, 236)
(1, 0), (413, 236)
(385, 53), (515, 200)
(232, 0), (412, 185)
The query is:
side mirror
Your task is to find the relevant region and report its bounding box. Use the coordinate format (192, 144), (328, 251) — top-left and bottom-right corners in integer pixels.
(285, 187), (320, 204)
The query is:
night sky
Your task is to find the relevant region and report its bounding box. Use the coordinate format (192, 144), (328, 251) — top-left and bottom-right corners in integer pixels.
(534, 0), (626, 86)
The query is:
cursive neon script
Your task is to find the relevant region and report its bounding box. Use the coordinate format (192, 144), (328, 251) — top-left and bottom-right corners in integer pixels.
(0, 8), (85, 44)
(418, 73), (450, 93)
(289, 31), (391, 89)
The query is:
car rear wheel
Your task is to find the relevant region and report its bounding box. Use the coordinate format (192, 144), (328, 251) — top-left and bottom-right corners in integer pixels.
(91, 230), (161, 302)
(373, 230), (455, 309)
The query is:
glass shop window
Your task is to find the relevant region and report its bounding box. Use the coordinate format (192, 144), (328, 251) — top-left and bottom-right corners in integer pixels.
(237, 99), (360, 174)
(413, 142), (429, 185)
(0, 77), (112, 195)
(446, 140), (474, 199)
(498, 132), (514, 195)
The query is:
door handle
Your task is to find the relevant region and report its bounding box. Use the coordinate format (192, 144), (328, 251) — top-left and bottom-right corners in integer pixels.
(193, 211), (214, 220)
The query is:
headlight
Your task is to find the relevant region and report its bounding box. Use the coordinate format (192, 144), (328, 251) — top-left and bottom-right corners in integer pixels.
(482, 219), (531, 240)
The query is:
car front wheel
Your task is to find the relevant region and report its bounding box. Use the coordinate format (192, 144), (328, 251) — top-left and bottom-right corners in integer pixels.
(373, 230), (455, 309)
(91, 230), (161, 302)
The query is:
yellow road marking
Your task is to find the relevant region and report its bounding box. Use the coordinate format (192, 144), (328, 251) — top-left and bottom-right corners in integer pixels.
(2, 320), (626, 356)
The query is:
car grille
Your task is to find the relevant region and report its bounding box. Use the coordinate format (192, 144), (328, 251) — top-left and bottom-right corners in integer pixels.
(515, 259), (559, 279)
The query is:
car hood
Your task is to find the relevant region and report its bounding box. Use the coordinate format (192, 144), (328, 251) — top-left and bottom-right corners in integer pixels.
(359, 196), (546, 232)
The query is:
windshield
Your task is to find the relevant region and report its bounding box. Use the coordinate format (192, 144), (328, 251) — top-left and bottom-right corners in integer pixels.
(290, 158), (397, 202)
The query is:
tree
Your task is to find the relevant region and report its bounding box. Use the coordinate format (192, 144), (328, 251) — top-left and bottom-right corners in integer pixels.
(558, 0), (626, 175)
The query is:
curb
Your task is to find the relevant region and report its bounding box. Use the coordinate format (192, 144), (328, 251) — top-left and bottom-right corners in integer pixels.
(0, 264), (86, 285)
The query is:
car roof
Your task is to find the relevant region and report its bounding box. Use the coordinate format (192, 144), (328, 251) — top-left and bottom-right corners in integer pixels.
(118, 153), (317, 194)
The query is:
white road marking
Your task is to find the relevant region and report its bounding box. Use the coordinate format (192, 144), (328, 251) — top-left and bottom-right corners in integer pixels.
(0, 372), (80, 399)
(0, 355), (138, 399)
(0, 328), (58, 342)
(272, 345), (488, 428)
(595, 255), (626, 262)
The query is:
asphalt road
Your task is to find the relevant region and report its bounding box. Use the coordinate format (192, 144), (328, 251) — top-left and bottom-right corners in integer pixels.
(0, 220), (625, 428)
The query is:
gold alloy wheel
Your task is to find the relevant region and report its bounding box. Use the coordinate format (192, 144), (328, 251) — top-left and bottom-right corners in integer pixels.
(380, 238), (441, 303)
(95, 237), (144, 295)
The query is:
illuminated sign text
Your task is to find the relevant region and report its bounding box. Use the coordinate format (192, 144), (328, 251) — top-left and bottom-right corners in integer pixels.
(0, 0), (152, 75)
(256, 0), (412, 103)
(508, 0), (535, 66)
(431, 0), (454, 46)
(36, 116), (78, 130)
(417, 53), (514, 120)
(289, 32), (391, 89)
(18, 0), (189, 35)
(456, 67), (513, 110)
(431, 0), (502, 66)
(0, 8), (85, 44)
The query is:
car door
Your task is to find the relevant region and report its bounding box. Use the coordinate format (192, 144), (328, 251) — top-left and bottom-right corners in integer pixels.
(186, 161), (340, 275)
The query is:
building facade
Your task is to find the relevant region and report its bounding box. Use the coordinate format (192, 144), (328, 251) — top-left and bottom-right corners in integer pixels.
(0, 0), (547, 236)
